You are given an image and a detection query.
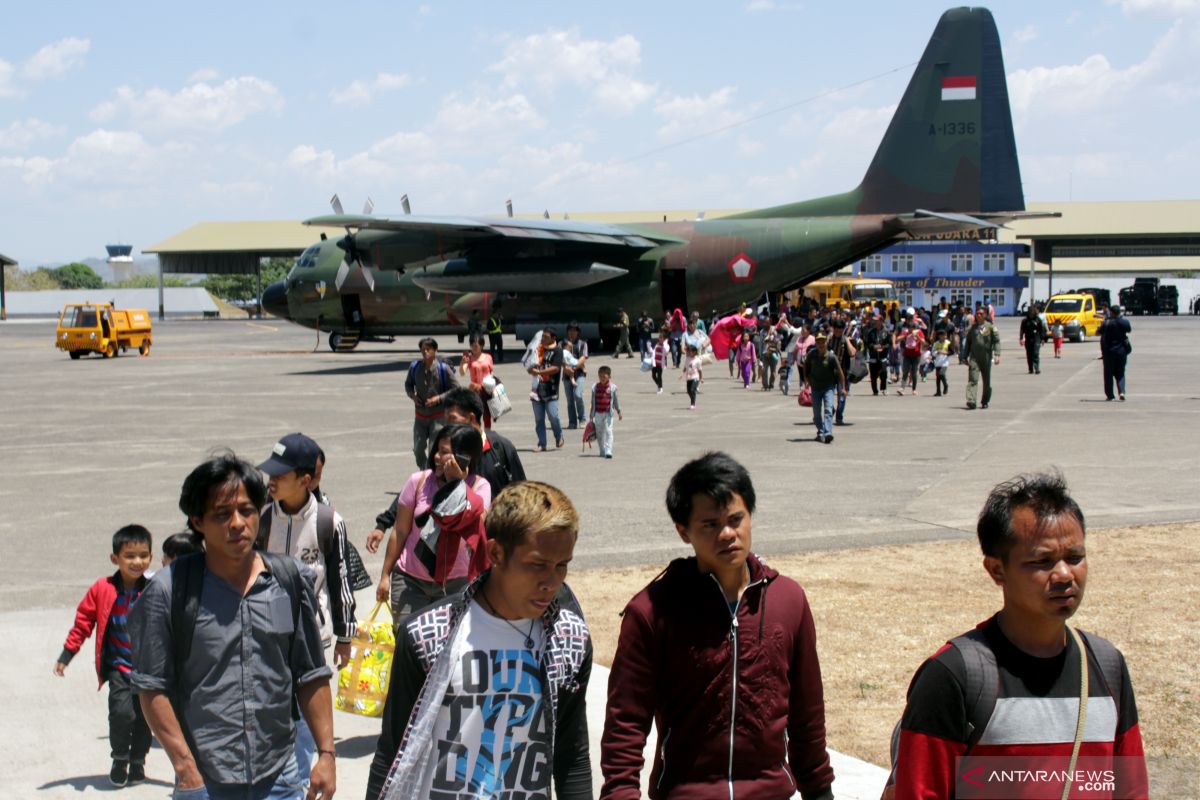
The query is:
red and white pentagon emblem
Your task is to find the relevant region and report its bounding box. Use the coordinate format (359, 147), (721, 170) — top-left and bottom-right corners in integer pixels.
(727, 252), (756, 283)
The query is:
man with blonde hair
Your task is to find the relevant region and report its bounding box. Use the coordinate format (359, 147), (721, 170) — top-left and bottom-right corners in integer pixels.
(367, 481), (593, 800)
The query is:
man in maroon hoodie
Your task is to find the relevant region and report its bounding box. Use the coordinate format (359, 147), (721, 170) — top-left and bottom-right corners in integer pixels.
(601, 451), (835, 800)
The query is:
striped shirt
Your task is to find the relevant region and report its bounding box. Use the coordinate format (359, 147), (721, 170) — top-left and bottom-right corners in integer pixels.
(104, 586), (140, 674)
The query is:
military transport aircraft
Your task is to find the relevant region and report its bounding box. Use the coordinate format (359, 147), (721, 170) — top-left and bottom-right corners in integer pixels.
(263, 7), (1042, 352)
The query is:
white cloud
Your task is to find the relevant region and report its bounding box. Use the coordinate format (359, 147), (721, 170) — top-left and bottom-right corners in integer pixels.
(91, 76), (284, 133)
(0, 59), (17, 98)
(0, 119), (65, 151)
(330, 72), (412, 107)
(22, 37), (90, 80)
(1015, 24), (1039, 44)
(187, 68), (221, 84)
(434, 93), (545, 135)
(654, 87), (744, 141)
(1108, 0), (1200, 15)
(489, 29), (657, 115)
(0, 128), (190, 189)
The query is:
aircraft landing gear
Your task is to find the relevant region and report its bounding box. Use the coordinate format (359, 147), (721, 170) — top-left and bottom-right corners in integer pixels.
(329, 331), (361, 352)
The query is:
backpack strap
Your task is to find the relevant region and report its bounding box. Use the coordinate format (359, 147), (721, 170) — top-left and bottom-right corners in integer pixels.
(255, 504), (273, 551)
(1077, 629), (1123, 701)
(950, 628), (1000, 753)
(315, 501), (335, 555)
(170, 553), (207, 688)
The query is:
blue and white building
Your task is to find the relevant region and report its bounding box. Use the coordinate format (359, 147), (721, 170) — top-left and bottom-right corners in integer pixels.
(851, 238), (1029, 315)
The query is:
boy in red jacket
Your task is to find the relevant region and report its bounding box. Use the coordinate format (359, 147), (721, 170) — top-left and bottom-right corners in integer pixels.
(601, 451), (834, 800)
(54, 525), (154, 788)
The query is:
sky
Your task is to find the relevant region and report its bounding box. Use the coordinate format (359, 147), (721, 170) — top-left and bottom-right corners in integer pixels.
(1, 1), (1198, 266)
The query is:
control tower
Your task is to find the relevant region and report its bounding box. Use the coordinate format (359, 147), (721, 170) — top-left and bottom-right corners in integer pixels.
(106, 243), (134, 284)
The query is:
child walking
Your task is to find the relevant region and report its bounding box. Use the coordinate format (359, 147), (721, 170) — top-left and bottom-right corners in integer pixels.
(54, 525), (154, 788)
(650, 330), (669, 394)
(736, 330), (757, 389)
(932, 328), (954, 396)
(680, 343), (704, 409)
(1052, 321), (1063, 358)
(590, 365), (623, 458)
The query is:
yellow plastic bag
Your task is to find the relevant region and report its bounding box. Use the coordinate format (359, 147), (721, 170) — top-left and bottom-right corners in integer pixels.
(335, 601), (395, 718)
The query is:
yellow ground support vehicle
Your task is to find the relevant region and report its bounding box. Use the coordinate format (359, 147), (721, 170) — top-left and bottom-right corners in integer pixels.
(1044, 293), (1104, 342)
(55, 303), (152, 359)
(797, 277), (900, 313)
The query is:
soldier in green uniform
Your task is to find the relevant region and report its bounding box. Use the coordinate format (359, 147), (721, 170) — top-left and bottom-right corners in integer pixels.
(965, 307), (1001, 409)
(614, 307), (634, 358)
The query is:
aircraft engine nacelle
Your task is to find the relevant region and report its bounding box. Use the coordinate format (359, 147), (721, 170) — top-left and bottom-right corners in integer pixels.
(410, 258), (627, 295)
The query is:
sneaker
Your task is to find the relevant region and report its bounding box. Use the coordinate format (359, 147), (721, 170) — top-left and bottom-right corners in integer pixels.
(981, 403), (989, 409)
(824, 434), (834, 444)
(814, 433), (823, 442)
(605, 454), (613, 459)
(127, 763), (146, 785)
(689, 404), (695, 410)
(895, 389), (904, 396)
(1119, 394), (1126, 402)
(934, 391), (942, 397)
(966, 402), (976, 409)
(657, 388), (663, 395)
(109, 760), (128, 788)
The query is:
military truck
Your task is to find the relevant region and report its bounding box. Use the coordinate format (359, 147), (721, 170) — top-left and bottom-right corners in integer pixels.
(55, 302), (152, 359)
(1119, 277), (1177, 315)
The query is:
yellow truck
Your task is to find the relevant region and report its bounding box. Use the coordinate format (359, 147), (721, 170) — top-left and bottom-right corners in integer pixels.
(55, 303), (152, 359)
(1044, 293), (1104, 342)
(796, 277), (900, 313)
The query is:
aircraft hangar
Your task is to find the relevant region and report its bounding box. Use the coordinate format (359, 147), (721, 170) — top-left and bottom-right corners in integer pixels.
(142, 199), (1200, 318)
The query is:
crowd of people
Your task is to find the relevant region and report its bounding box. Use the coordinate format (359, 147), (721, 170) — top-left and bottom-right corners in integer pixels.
(55, 443), (1148, 800)
(49, 297), (1144, 800)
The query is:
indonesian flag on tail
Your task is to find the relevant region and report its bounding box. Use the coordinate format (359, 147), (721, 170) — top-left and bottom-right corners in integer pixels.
(941, 76), (976, 101)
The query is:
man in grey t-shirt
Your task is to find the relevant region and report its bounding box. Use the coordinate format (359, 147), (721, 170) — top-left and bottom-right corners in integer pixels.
(129, 454), (336, 799)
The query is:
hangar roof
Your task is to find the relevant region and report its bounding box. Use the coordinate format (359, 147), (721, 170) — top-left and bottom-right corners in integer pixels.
(145, 221), (345, 254)
(0, 252), (16, 266)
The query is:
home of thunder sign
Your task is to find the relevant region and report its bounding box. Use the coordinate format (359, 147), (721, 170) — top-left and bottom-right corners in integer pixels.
(429, 645), (551, 800)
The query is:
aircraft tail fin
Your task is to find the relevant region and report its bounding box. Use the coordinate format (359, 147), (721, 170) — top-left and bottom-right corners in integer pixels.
(856, 6), (1023, 215)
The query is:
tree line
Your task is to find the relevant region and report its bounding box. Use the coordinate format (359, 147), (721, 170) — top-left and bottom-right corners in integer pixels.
(3, 258), (292, 304)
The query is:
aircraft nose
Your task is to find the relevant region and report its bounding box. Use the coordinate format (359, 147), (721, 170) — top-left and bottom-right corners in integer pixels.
(261, 280), (290, 319)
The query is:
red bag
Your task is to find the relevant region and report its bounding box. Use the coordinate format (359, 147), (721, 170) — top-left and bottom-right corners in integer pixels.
(798, 385), (813, 407)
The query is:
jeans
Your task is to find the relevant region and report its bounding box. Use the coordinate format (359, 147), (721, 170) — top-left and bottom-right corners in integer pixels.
(106, 670), (151, 763)
(760, 358), (776, 390)
(412, 415), (443, 469)
(779, 364), (791, 395)
(593, 410), (616, 456)
(686, 379), (699, 406)
(291, 714), (314, 790)
(171, 748), (307, 799)
(836, 381), (849, 423)
(935, 366), (949, 395)
(901, 355), (920, 391)
(532, 396), (562, 448)
(812, 386), (836, 438)
(565, 378), (586, 427)
(1103, 353), (1128, 399)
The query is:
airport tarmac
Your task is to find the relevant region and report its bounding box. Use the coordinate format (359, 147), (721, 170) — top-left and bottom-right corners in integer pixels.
(2, 314), (1198, 798)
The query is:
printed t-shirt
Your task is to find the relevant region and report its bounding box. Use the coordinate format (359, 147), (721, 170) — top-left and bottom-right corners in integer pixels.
(395, 471), (492, 583)
(465, 354), (494, 388)
(419, 599), (549, 798)
(682, 355), (702, 381)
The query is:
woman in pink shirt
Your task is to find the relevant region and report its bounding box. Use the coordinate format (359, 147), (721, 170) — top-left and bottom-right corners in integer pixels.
(459, 334), (495, 429)
(375, 423), (492, 622)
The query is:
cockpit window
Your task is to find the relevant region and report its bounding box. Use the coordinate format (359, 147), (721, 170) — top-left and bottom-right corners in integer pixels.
(296, 244), (321, 269)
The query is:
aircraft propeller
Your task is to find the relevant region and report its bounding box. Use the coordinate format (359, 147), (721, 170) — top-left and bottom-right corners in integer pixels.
(328, 193), (377, 292)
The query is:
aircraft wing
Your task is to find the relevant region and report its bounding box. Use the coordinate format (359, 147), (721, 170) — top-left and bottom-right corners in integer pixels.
(884, 208), (1061, 238)
(304, 213), (682, 249)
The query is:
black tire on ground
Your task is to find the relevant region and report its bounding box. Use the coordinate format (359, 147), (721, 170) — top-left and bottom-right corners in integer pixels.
(329, 332), (342, 352)
(139, 339), (150, 356)
(69, 350), (82, 360)
(105, 341), (118, 358)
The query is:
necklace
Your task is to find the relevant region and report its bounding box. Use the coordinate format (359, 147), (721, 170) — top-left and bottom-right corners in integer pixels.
(478, 590), (537, 649)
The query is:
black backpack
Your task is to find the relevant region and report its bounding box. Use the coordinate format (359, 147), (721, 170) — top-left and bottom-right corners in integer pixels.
(884, 627), (1124, 791)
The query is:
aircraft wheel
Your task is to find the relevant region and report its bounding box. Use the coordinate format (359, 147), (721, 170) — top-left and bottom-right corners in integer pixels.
(69, 350), (82, 360)
(329, 332), (342, 352)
